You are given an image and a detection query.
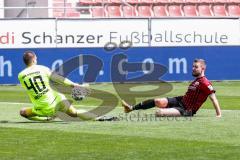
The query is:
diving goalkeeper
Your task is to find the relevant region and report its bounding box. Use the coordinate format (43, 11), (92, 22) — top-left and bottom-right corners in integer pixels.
(18, 50), (97, 121)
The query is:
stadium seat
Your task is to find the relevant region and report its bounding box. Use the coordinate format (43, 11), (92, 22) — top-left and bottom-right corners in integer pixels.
(171, 0), (186, 3)
(53, 12), (64, 18)
(78, 0), (97, 5)
(53, 2), (72, 7)
(141, 0), (156, 3)
(137, 5), (153, 17)
(91, 6), (105, 17)
(198, 4), (213, 16)
(155, 0), (170, 3)
(213, 5), (227, 16)
(227, 4), (240, 16)
(65, 12), (81, 17)
(95, 0), (110, 3)
(65, 8), (82, 17)
(125, 0), (140, 4)
(110, 0), (123, 3)
(153, 5), (168, 17)
(76, 2), (91, 15)
(106, 5), (122, 17)
(122, 5), (137, 17)
(168, 5), (184, 16)
(79, 0), (99, 5)
(199, 0), (214, 2)
(104, 0), (111, 2)
(214, 0), (229, 3)
(185, 0), (200, 3)
(183, 5), (198, 16)
(228, 0), (240, 2)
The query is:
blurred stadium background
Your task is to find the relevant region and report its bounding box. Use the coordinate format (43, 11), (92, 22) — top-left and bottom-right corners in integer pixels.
(1, 0), (240, 18)
(0, 0), (240, 160)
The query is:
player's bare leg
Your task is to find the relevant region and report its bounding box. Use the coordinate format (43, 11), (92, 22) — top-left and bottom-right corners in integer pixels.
(19, 107), (54, 121)
(155, 98), (182, 116)
(155, 108), (181, 117)
(154, 98), (168, 108)
(58, 99), (97, 120)
(57, 99), (118, 121)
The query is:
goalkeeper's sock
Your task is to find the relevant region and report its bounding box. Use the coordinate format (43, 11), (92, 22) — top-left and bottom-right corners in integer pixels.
(27, 116), (53, 122)
(132, 99), (155, 110)
(76, 109), (97, 120)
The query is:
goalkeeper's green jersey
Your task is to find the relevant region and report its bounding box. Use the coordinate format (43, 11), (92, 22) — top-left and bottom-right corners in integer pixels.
(18, 65), (75, 110)
(18, 65), (59, 109)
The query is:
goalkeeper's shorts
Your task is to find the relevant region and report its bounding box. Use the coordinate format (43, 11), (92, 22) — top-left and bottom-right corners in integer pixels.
(32, 94), (67, 117)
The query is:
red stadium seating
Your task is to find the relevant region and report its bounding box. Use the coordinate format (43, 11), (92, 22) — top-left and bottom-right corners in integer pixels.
(65, 12), (81, 17)
(228, 0), (240, 2)
(212, 5), (227, 16)
(106, 5), (122, 17)
(183, 5), (198, 16)
(185, 0), (200, 3)
(227, 4), (240, 16)
(155, 0), (171, 3)
(95, 0), (110, 3)
(199, 0), (214, 2)
(110, 0), (123, 3)
(125, 0), (140, 4)
(137, 5), (153, 17)
(91, 6), (105, 17)
(198, 4), (213, 16)
(79, 0), (97, 5)
(57, 0), (240, 18)
(215, 0), (229, 3)
(122, 5), (137, 17)
(141, 0), (156, 3)
(171, 0), (186, 3)
(153, 5), (168, 16)
(168, 5), (184, 16)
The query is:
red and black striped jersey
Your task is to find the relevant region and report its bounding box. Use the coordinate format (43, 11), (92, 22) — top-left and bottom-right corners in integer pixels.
(182, 76), (215, 114)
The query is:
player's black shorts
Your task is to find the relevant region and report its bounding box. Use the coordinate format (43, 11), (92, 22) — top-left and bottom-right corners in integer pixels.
(167, 96), (193, 116)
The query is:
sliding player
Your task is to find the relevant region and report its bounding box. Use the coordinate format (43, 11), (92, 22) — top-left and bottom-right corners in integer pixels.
(122, 59), (222, 117)
(18, 50), (109, 121)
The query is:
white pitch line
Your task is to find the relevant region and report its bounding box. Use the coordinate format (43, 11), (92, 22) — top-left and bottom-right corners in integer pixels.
(0, 101), (31, 105)
(0, 101), (87, 107)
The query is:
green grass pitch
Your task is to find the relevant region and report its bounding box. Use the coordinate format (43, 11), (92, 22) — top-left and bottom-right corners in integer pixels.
(0, 81), (240, 160)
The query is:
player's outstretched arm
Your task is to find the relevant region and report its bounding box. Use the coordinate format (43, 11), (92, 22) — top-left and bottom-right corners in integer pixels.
(209, 93), (222, 118)
(49, 71), (91, 99)
(50, 71), (78, 87)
